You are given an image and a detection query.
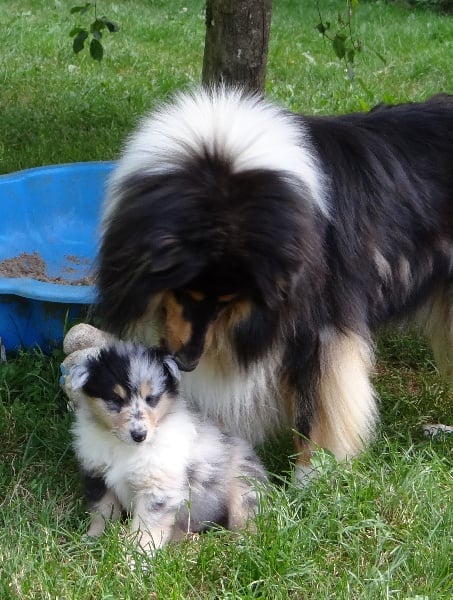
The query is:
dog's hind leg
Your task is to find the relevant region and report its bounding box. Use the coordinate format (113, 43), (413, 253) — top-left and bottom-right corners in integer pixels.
(293, 327), (379, 480)
(418, 286), (453, 382)
(226, 450), (268, 531)
(417, 285), (453, 436)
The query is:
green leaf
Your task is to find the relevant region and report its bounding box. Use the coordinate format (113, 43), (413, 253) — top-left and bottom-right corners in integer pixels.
(346, 48), (355, 63)
(90, 18), (106, 34)
(72, 29), (88, 53)
(70, 3), (91, 15)
(92, 28), (103, 41)
(102, 18), (119, 33)
(69, 26), (85, 38)
(89, 37), (104, 61)
(315, 21), (330, 35)
(332, 34), (346, 59)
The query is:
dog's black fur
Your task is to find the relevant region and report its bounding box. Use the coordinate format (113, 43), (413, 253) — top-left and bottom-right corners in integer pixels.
(97, 88), (453, 474)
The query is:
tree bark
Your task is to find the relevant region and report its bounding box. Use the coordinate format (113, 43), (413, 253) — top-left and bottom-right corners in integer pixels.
(202, 0), (272, 94)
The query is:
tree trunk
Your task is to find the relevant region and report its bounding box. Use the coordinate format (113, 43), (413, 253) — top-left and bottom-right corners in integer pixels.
(202, 0), (272, 94)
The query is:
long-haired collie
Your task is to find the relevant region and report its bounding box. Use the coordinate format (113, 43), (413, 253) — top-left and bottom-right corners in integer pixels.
(70, 341), (267, 553)
(97, 87), (453, 478)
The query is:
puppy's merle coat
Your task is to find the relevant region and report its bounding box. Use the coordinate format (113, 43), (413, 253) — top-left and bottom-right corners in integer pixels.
(70, 341), (267, 554)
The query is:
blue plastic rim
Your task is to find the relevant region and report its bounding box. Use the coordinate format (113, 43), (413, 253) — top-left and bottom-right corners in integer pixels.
(0, 161), (115, 352)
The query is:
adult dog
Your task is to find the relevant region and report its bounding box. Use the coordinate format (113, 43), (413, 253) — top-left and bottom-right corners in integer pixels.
(97, 87), (453, 477)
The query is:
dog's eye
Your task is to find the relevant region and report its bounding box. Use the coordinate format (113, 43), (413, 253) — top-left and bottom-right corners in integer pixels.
(217, 293), (237, 304)
(105, 395), (123, 412)
(145, 394), (160, 407)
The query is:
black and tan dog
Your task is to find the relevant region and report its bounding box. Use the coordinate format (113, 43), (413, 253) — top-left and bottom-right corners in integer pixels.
(97, 87), (453, 478)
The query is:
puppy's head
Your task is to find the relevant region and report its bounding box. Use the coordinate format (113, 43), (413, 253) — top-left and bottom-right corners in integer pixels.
(71, 342), (180, 445)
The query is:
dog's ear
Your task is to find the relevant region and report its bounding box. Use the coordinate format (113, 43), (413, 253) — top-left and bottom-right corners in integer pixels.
(70, 364), (90, 390)
(150, 236), (182, 274)
(162, 355), (180, 383)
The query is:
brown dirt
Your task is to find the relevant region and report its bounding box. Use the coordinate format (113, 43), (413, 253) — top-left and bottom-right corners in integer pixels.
(0, 251), (95, 285)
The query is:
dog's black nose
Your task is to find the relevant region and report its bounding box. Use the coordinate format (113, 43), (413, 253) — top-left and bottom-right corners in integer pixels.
(174, 355), (198, 372)
(131, 430), (147, 443)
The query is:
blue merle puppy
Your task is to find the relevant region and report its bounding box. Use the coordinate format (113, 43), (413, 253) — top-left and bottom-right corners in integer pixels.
(70, 341), (268, 556)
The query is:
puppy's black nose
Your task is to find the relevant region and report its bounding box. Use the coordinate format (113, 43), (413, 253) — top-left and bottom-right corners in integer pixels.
(131, 430), (147, 443)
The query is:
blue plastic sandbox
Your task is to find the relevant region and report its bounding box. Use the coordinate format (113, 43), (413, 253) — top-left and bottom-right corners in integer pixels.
(0, 161), (115, 352)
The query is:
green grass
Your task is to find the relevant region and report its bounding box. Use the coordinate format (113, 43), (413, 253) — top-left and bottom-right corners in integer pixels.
(1, 1), (453, 598)
(1, 0), (452, 173)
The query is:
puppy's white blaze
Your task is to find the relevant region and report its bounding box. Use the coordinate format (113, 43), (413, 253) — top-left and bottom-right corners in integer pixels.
(316, 328), (378, 460)
(127, 351), (164, 393)
(104, 87), (329, 224)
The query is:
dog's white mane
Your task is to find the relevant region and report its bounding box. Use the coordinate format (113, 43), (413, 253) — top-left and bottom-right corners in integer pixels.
(103, 86), (329, 223)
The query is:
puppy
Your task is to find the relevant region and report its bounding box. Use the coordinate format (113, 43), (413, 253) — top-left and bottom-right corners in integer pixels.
(70, 341), (267, 554)
(97, 87), (453, 478)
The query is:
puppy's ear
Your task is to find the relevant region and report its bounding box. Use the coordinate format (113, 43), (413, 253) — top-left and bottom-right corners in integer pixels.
(70, 364), (90, 390)
(162, 355), (180, 383)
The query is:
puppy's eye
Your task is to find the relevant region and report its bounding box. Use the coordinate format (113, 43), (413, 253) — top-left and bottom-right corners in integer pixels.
(145, 394), (160, 407)
(105, 396), (123, 412)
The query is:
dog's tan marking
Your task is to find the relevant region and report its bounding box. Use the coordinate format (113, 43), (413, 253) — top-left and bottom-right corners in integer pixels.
(162, 291), (192, 353)
(87, 397), (116, 430)
(226, 299), (252, 327)
(113, 384), (127, 400)
(212, 299), (252, 351)
(218, 293), (237, 303)
(293, 328), (378, 479)
(187, 290), (205, 301)
(139, 382), (153, 400)
(143, 392), (174, 427)
(417, 287), (453, 380)
(278, 375), (296, 424)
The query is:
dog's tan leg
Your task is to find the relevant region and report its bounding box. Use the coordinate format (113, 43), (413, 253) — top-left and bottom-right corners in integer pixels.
(130, 498), (177, 554)
(417, 286), (453, 433)
(87, 488), (122, 537)
(418, 286), (453, 381)
(227, 477), (261, 532)
(294, 328), (378, 481)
